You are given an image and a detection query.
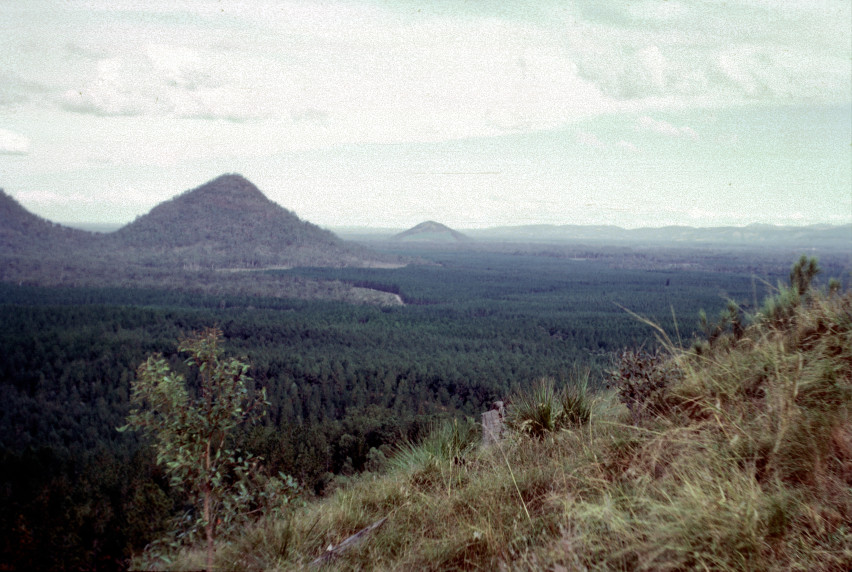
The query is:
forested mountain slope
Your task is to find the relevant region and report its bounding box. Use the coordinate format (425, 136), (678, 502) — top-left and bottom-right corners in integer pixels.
(109, 174), (394, 269)
(0, 175), (403, 302)
(0, 189), (96, 254)
(0, 251), (770, 569)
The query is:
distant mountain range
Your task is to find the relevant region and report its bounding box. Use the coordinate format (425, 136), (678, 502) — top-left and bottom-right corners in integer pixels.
(3, 174), (849, 300)
(335, 221), (851, 251)
(464, 223), (852, 249)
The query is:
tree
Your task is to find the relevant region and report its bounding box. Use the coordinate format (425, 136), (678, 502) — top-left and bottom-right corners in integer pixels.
(119, 327), (293, 570)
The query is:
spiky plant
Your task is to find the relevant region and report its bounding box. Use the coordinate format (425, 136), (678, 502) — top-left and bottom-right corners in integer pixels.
(390, 418), (479, 475)
(790, 254), (821, 296)
(558, 368), (592, 427)
(506, 377), (563, 439)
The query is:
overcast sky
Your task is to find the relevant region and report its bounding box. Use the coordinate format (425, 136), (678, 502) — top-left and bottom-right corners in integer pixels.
(1, 0), (850, 229)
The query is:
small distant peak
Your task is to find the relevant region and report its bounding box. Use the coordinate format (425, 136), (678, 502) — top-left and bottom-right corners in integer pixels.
(394, 220), (471, 242)
(413, 220), (450, 231)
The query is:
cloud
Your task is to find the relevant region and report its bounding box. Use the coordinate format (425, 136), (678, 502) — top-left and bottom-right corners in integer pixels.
(11, 189), (95, 205)
(59, 46), (272, 121)
(616, 140), (639, 153)
(0, 71), (51, 108)
(4, 0), (850, 156)
(637, 116), (698, 139)
(575, 129), (604, 148)
(60, 58), (145, 116)
(568, 0), (850, 105)
(0, 129), (30, 155)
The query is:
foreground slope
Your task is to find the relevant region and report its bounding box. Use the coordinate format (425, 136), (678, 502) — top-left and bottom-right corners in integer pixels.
(187, 284), (851, 571)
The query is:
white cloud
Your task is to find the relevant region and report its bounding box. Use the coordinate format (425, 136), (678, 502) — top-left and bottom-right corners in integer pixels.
(575, 129), (604, 148)
(637, 116), (698, 139)
(0, 129), (30, 154)
(58, 47), (273, 121)
(61, 58), (146, 116)
(567, 0), (851, 106)
(12, 189), (92, 205)
(0, 0), (849, 228)
(616, 140), (639, 153)
(5, 0), (847, 149)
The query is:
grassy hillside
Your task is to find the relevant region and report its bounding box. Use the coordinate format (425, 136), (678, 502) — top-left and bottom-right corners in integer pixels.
(162, 277), (851, 570)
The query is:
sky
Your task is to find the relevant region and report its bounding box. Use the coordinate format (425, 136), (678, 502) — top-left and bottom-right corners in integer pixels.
(1, 0), (850, 230)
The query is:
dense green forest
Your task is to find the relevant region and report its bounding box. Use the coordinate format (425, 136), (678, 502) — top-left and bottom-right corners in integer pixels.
(0, 249), (830, 569)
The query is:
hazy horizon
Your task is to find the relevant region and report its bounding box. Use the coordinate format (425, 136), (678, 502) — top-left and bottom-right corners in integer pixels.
(54, 207), (852, 234)
(2, 1), (850, 230)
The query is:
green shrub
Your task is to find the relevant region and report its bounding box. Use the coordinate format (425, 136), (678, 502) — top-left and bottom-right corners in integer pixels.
(119, 328), (299, 570)
(608, 348), (682, 424)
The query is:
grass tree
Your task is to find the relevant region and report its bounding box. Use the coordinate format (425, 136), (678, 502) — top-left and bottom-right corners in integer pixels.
(789, 254), (820, 296)
(120, 327), (292, 570)
(506, 372), (592, 439)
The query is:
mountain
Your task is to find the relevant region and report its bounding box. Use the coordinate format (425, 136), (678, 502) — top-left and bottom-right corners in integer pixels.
(393, 221), (471, 243)
(0, 176), (405, 304)
(108, 174), (397, 269)
(0, 189), (95, 254)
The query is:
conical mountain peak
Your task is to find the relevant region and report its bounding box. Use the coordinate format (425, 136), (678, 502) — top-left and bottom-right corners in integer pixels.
(114, 174), (309, 247)
(108, 174), (392, 268)
(178, 174), (269, 206)
(393, 220), (471, 242)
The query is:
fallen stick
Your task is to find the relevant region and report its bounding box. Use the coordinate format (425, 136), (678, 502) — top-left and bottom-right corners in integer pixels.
(310, 516), (388, 567)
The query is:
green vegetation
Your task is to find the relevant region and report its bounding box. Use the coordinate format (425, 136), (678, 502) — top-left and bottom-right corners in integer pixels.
(120, 328), (298, 571)
(183, 266), (851, 571)
(504, 374), (592, 440)
(609, 349), (682, 425)
(0, 250), (847, 569)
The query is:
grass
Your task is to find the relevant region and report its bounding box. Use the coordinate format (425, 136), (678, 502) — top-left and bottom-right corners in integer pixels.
(505, 371), (593, 440)
(147, 287), (852, 571)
